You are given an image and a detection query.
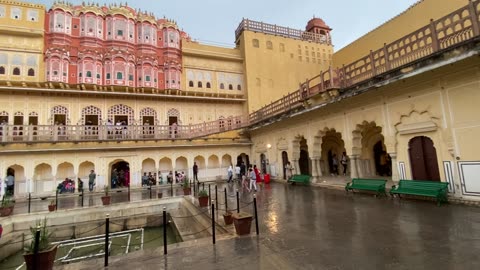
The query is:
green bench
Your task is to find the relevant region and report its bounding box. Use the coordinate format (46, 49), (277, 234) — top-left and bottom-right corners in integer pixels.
(288, 174), (310, 185)
(345, 178), (387, 196)
(390, 180), (449, 206)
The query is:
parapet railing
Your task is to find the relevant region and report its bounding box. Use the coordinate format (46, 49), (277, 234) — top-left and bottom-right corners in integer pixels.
(0, 116), (248, 143)
(235, 18), (332, 45)
(248, 0), (480, 124)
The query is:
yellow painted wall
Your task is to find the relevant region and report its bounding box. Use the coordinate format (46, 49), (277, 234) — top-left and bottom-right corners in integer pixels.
(332, 0), (469, 68)
(182, 41), (245, 98)
(0, 0), (45, 82)
(239, 31), (333, 113)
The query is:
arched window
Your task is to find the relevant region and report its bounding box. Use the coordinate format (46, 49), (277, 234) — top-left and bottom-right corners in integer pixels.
(206, 82), (211, 88)
(198, 81), (202, 88)
(13, 67), (20, 76)
(116, 72), (123, 80)
(220, 83), (225, 89)
(237, 84), (242, 90)
(188, 81), (194, 87)
(0, 66), (5, 75)
(86, 71), (92, 77)
(28, 68), (35, 76)
(228, 84), (233, 90)
(252, 39), (259, 48)
(266, 41), (273, 50)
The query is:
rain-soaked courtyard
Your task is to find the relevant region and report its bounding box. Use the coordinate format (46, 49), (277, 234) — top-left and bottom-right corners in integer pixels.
(59, 182), (480, 270)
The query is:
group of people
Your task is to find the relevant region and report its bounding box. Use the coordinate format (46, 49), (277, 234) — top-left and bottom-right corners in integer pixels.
(111, 168), (130, 188)
(57, 178), (76, 193)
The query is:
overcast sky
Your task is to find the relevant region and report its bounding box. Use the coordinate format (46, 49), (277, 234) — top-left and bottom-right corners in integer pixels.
(34, 0), (419, 50)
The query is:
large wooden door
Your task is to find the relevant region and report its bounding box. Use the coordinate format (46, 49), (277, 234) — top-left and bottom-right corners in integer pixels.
(408, 136), (440, 181)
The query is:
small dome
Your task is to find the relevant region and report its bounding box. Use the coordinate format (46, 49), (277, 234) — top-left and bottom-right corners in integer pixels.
(306, 17), (331, 32)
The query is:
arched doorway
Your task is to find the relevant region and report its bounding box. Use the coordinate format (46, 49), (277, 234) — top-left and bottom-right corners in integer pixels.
(320, 129), (345, 176)
(299, 138), (310, 175)
(111, 161), (130, 188)
(236, 153), (249, 167)
(373, 141), (392, 176)
(282, 151), (289, 180)
(408, 136), (440, 181)
(260, 153), (267, 174)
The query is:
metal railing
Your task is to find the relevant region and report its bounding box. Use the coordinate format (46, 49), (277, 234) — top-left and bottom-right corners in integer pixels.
(248, 0), (480, 124)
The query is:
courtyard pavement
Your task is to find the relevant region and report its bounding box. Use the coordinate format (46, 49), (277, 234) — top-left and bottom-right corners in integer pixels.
(59, 181), (480, 270)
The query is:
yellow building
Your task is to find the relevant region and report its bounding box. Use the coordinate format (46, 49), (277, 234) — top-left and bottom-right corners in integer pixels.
(0, 0), (44, 83)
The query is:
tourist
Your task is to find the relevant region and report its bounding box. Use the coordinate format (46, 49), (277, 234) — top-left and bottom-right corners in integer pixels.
(111, 169), (118, 188)
(88, 170), (96, 192)
(332, 154), (339, 176)
(235, 164), (241, 181)
(167, 171), (173, 184)
(148, 172), (154, 185)
(158, 171), (163, 184)
(341, 152), (348, 176)
(118, 169), (125, 187)
(193, 162), (198, 182)
(227, 165), (233, 183)
(248, 168), (257, 192)
(380, 151), (388, 176)
(240, 162), (246, 178)
(142, 172), (149, 187)
(78, 178), (84, 192)
(285, 161), (293, 180)
(106, 119), (113, 135)
(5, 173), (14, 196)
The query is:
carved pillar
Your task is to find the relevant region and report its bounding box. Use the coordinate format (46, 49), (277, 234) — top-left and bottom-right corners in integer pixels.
(311, 157), (319, 183)
(349, 155), (359, 179)
(316, 157), (323, 177)
(389, 153), (399, 183)
(292, 159), (299, 175)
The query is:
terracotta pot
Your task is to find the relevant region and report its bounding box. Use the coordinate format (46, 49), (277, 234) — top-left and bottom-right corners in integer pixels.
(0, 205), (14, 217)
(183, 188), (191, 196)
(198, 196), (209, 207)
(158, 193), (163, 199)
(223, 212), (233, 225)
(48, 204), (56, 212)
(101, 195), (111, 205)
(24, 244), (58, 270)
(232, 212), (253, 235)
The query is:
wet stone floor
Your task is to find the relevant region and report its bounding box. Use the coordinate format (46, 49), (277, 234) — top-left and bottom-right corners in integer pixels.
(63, 182), (480, 270)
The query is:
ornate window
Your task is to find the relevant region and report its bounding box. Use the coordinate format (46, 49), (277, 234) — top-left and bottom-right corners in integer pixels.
(0, 66), (5, 75)
(28, 68), (35, 76)
(27, 9), (38, 22)
(108, 104), (134, 124)
(220, 83), (225, 89)
(81, 105), (102, 124)
(13, 68), (20, 76)
(116, 72), (123, 80)
(86, 71), (92, 77)
(237, 84), (242, 91)
(50, 105), (69, 124)
(140, 107), (157, 123)
(11, 7), (21, 20)
(188, 81), (194, 87)
(266, 41), (273, 50)
(206, 82), (211, 88)
(252, 39), (259, 48)
(228, 84), (233, 90)
(166, 108), (181, 124)
(198, 81), (202, 88)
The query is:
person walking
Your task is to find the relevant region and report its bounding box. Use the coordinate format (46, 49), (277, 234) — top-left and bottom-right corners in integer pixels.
(88, 170), (96, 192)
(285, 161), (293, 180)
(341, 152), (348, 176)
(235, 164), (241, 181)
(5, 174), (14, 196)
(227, 165), (233, 183)
(193, 162), (199, 182)
(332, 154), (339, 176)
(240, 162), (246, 178)
(248, 168), (257, 192)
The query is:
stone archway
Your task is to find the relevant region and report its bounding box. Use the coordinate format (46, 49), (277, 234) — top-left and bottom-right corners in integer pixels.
(57, 162), (74, 180)
(354, 121), (391, 177)
(318, 128), (345, 176)
(110, 160), (130, 188)
(292, 135), (311, 176)
(78, 161), (95, 179)
(6, 165), (25, 195)
(409, 136), (441, 181)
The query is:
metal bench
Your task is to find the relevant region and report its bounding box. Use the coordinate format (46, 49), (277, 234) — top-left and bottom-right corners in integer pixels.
(345, 178), (387, 196)
(390, 180), (449, 206)
(288, 174), (310, 185)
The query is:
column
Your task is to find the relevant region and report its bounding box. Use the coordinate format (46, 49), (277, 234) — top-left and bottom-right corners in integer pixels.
(311, 157), (319, 183)
(292, 159), (300, 175)
(389, 153), (399, 183)
(349, 155), (359, 179)
(316, 157), (323, 177)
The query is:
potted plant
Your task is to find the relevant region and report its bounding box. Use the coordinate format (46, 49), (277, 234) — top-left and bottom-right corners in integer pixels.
(24, 218), (58, 270)
(0, 195), (15, 217)
(223, 211), (233, 225)
(232, 212), (253, 235)
(101, 186), (111, 206)
(47, 200), (56, 212)
(183, 179), (191, 196)
(198, 189), (209, 207)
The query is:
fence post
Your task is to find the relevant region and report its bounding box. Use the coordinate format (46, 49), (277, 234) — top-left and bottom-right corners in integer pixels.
(28, 193), (31, 214)
(429, 19), (439, 52)
(81, 188), (84, 207)
(253, 194), (259, 235)
(236, 189), (240, 213)
(208, 184), (211, 201)
(55, 189), (58, 211)
(468, 0), (480, 36)
(163, 207), (167, 255)
(224, 187), (228, 211)
(149, 184), (152, 199)
(170, 180), (173, 197)
(211, 200), (216, 244)
(383, 43), (391, 71)
(33, 225), (40, 270)
(369, 50), (376, 76)
(104, 214), (110, 267)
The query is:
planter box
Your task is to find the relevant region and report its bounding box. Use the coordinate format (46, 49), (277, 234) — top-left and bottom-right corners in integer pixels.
(223, 212), (233, 225)
(48, 204), (56, 212)
(198, 196), (209, 207)
(232, 212), (253, 235)
(183, 188), (191, 196)
(101, 196), (111, 205)
(0, 205), (14, 217)
(24, 244), (58, 270)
